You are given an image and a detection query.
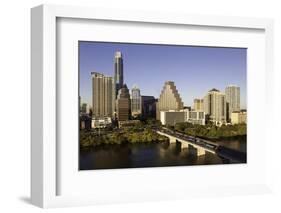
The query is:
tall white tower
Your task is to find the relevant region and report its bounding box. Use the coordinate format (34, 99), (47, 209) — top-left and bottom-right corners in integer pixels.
(225, 85), (240, 122)
(204, 88), (226, 125)
(114, 51), (124, 98)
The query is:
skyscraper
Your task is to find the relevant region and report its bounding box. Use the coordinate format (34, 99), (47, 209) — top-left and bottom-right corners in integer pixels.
(193, 98), (204, 111)
(203, 88), (226, 125)
(91, 72), (114, 118)
(116, 84), (131, 121)
(225, 85), (240, 122)
(114, 51), (124, 98)
(156, 81), (184, 120)
(141, 96), (156, 119)
(131, 85), (141, 117)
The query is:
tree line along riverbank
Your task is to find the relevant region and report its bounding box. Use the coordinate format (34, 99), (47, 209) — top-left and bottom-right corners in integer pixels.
(80, 120), (247, 148)
(170, 122), (247, 140)
(80, 127), (168, 148)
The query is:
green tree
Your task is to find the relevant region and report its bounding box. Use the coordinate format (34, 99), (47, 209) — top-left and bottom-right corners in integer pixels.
(207, 126), (217, 138)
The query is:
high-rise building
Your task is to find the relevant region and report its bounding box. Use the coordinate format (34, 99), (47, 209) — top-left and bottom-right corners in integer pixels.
(225, 85), (240, 122)
(156, 81), (184, 120)
(193, 99), (204, 111)
(131, 85), (141, 117)
(203, 88), (226, 125)
(141, 96), (156, 119)
(116, 84), (131, 121)
(91, 72), (115, 118)
(81, 103), (87, 114)
(114, 51), (124, 98)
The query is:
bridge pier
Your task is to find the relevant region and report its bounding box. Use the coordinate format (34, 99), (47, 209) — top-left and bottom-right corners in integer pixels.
(180, 141), (189, 149)
(170, 137), (177, 143)
(156, 130), (209, 157)
(196, 147), (206, 156)
(188, 144), (206, 156)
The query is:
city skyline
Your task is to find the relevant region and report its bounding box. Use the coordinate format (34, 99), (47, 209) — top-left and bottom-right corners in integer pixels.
(79, 41), (247, 109)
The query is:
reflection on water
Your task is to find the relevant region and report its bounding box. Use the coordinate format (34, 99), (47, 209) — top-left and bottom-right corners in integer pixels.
(214, 137), (247, 152)
(79, 142), (225, 170)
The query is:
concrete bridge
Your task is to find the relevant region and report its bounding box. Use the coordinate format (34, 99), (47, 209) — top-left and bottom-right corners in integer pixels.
(155, 128), (246, 163)
(156, 130), (216, 156)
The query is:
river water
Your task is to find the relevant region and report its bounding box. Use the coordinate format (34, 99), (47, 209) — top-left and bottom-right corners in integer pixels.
(80, 139), (246, 170)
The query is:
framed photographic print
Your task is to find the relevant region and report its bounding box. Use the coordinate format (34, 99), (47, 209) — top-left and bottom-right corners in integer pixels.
(78, 41), (247, 170)
(31, 4), (274, 208)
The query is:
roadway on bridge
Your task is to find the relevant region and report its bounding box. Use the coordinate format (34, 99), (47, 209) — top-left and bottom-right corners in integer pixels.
(155, 127), (247, 163)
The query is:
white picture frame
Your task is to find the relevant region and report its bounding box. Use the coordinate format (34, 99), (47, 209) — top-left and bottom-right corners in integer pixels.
(31, 4), (274, 208)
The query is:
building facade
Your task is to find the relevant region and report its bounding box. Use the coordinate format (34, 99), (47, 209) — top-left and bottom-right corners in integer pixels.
(141, 96), (156, 119)
(80, 115), (92, 130)
(193, 99), (204, 111)
(160, 110), (186, 126)
(114, 51), (124, 98)
(188, 111), (206, 125)
(231, 110), (247, 124)
(91, 117), (112, 129)
(131, 85), (142, 117)
(91, 72), (115, 118)
(156, 81), (184, 120)
(116, 84), (131, 121)
(203, 88), (227, 125)
(225, 85), (240, 122)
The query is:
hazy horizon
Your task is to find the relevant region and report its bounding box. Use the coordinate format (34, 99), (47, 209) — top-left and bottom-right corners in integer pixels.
(79, 41), (247, 109)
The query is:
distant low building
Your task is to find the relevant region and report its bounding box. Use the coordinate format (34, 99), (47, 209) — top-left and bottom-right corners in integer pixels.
(160, 109), (206, 126)
(80, 115), (92, 130)
(188, 111), (205, 125)
(160, 110), (187, 126)
(184, 106), (192, 111)
(118, 120), (141, 128)
(231, 110), (247, 124)
(91, 117), (112, 128)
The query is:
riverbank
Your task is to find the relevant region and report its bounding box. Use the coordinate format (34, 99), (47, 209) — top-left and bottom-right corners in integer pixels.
(172, 122), (247, 140)
(80, 128), (169, 148)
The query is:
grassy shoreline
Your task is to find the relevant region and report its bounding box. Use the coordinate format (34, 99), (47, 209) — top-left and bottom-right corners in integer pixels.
(80, 128), (169, 148)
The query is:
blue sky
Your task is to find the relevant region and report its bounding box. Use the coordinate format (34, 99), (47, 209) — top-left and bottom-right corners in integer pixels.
(79, 41), (247, 109)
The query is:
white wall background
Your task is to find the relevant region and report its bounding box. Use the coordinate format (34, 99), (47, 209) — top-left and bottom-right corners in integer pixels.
(0, 0), (280, 212)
